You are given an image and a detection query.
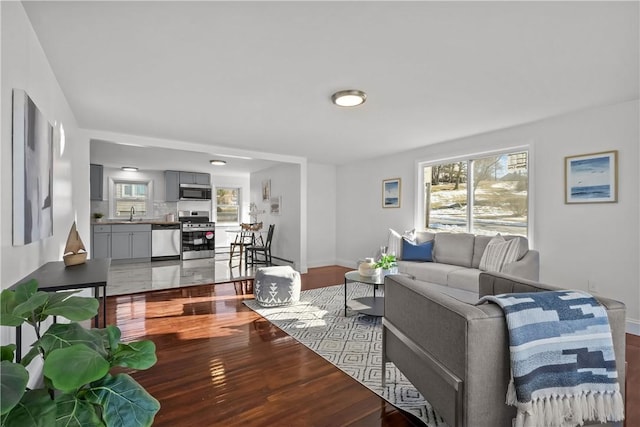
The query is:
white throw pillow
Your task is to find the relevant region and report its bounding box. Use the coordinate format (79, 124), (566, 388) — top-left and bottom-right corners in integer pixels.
(387, 228), (415, 259)
(479, 234), (521, 272)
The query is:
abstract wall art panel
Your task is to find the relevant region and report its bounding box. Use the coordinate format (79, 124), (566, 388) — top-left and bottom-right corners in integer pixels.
(12, 89), (53, 245)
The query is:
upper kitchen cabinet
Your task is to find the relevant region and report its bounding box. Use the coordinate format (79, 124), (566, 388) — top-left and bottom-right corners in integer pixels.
(90, 164), (103, 201)
(165, 170), (180, 202)
(179, 171), (210, 185)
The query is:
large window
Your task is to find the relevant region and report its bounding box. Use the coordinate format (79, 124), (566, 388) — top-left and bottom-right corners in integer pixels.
(112, 181), (151, 218)
(422, 150), (529, 236)
(216, 187), (240, 224)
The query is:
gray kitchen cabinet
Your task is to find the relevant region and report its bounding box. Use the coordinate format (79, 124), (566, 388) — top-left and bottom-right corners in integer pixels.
(92, 224), (111, 259)
(131, 231), (152, 258)
(179, 171), (195, 184)
(165, 170), (180, 202)
(90, 164), (103, 201)
(179, 171), (210, 185)
(194, 173), (210, 185)
(111, 224), (151, 260)
(111, 232), (132, 260)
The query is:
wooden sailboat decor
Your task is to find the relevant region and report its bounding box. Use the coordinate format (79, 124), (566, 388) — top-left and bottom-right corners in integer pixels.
(63, 221), (88, 266)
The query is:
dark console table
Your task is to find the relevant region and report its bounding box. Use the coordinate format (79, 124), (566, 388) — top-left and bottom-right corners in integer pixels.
(11, 258), (110, 361)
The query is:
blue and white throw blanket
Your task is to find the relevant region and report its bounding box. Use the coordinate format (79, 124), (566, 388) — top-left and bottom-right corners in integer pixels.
(479, 290), (624, 427)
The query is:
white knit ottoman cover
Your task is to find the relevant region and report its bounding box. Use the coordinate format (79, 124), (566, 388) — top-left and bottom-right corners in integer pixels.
(254, 266), (301, 307)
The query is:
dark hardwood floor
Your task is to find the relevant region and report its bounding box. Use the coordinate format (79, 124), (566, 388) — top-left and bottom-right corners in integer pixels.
(107, 266), (639, 427)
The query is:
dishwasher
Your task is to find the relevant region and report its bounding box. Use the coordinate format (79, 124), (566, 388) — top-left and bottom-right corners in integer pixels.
(151, 223), (181, 261)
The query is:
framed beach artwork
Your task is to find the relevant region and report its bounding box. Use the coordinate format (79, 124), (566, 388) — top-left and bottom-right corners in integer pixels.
(12, 89), (54, 246)
(565, 150), (618, 204)
(382, 178), (401, 208)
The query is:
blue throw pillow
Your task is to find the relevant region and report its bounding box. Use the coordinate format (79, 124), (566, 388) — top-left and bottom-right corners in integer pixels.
(401, 239), (433, 262)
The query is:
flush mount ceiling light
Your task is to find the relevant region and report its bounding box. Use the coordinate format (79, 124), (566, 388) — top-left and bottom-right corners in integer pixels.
(210, 159), (227, 166)
(121, 166), (138, 172)
(331, 89), (367, 107)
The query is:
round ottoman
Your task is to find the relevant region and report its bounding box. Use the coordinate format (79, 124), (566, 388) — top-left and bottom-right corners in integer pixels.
(254, 266), (301, 307)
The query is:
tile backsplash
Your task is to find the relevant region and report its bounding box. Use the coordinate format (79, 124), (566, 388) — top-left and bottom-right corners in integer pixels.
(91, 200), (215, 220)
(91, 201), (180, 220)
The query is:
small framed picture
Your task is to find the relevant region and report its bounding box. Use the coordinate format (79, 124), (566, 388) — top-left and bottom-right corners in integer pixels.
(565, 150), (618, 204)
(382, 178), (401, 208)
(270, 196), (281, 215)
(262, 179), (271, 201)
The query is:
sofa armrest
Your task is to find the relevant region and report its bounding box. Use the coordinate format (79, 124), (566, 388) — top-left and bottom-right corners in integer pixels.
(501, 249), (539, 281)
(383, 274), (516, 426)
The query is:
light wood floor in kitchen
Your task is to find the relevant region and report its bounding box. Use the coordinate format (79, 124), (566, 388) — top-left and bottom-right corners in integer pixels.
(107, 265), (639, 426)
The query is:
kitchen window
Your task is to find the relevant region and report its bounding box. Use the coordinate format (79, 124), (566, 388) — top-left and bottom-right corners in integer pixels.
(216, 187), (240, 224)
(110, 179), (153, 219)
(419, 149), (529, 237)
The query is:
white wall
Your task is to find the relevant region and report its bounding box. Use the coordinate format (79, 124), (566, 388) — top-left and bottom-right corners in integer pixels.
(1, 1), (86, 362)
(251, 163), (303, 269)
(307, 163), (337, 267)
(337, 100), (640, 332)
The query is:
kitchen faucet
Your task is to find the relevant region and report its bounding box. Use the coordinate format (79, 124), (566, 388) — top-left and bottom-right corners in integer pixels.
(129, 206), (135, 221)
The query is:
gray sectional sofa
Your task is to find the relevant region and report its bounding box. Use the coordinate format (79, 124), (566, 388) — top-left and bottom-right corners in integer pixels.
(395, 231), (539, 300)
(382, 271), (627, 427)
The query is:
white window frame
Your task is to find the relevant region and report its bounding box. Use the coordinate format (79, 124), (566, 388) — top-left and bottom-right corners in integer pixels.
(415, 145), (534, 241)
(216, 187), (241, 225)
(109, 178), (153, 219)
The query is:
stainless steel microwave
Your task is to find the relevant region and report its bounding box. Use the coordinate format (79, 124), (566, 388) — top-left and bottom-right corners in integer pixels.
(179, 184), (212, 200)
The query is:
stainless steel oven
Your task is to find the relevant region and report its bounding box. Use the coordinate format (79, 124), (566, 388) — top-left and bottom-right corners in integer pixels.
(179, 211), (215, 259)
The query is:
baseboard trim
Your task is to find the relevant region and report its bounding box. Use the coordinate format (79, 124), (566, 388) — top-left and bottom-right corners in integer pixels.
(336, 258), (357, 269)
(626, 319), (640, 336)
(306, 260), (338, 269)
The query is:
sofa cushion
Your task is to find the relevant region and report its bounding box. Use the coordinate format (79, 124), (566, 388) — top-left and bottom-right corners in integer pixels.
(397, 261), (466, 286)
(447, 268), (482, 293)
(433, 233), (475, 267)
(479, 235), (520, 272)
(401, 239), (433, 262)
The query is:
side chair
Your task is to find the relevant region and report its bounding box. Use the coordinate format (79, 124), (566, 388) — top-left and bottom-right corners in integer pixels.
(229, 226), (255, 268)
(246, 224), (275, 267)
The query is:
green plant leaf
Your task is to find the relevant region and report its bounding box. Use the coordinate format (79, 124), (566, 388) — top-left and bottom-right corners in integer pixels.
(54, 393), (104, 427)
(106, 325), (121, 351)
(0, 361), (28, 415)
(0, 345), (16, 363)
(85, 374), (160, 427)
(37, 323), (108, 358)
(0, 290), (24, 327)
(43, 346), (109, 393)
(14, 280), (39, 304)
(13, 292), (49, 319)
(0, 389), (55, 427)
(111, 341), (157, 370)
(42, 296), (99, 322)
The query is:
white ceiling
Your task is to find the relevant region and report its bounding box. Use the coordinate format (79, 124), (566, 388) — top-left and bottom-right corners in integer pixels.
(22, 1), (639, 172)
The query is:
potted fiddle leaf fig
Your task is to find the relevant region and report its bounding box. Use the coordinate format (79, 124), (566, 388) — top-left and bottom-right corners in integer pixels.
(0, 279), (160, 427)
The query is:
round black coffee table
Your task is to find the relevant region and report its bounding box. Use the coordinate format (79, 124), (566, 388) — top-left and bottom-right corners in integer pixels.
(344, 270), (385, 317)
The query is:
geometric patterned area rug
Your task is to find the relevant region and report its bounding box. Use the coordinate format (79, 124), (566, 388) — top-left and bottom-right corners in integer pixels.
(243, 283), (448, 426)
